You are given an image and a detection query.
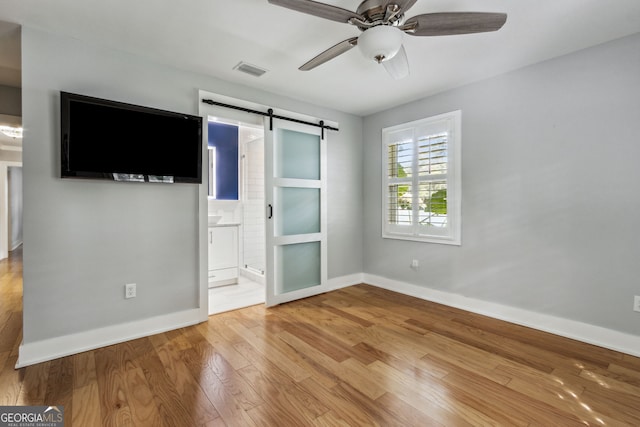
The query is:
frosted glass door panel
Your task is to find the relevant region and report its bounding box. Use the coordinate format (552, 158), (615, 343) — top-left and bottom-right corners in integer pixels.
(279, 242), (321, 293)
(265, 117), (327, 307)
(276, 129), (320, 180)
(278, 187), (320, 236)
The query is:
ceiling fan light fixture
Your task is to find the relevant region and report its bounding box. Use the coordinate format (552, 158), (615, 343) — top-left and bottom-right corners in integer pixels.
(358, 25), (403, 63)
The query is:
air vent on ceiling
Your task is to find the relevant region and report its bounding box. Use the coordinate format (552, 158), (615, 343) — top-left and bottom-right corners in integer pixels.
(233, 62), (268, 77)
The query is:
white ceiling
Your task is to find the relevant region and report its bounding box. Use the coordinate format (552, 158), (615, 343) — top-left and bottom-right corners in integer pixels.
(0, 0), (639, 116)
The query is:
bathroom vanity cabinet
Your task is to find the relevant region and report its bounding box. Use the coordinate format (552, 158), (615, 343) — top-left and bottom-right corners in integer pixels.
(208, 224), (239, 287)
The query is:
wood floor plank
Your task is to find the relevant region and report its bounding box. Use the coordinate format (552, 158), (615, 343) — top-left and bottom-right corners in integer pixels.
(2, 244), (639, 427)
(122, 367), (163, 426)
(452, 311), (622, 369)
(207, 350), (264, 411)
(238, 364), (328, 425)
(443, 369), (589, 426)
(16, 359), (50, 405)
(277, 329), (386, 400)
(579, 366), (640, 397)
(367, 359), (492, 426)
(608, 362), (640, 385)
(0, 354), (23, 405)
(43, 357), (74, 426)
(94, 346), (133, 427)
(137, 341), (200, 427)
(181, 345), (256, 427)
(196, 322), (249, 369)
(311, 410), (352, 427)
(419, 332), (514, 385)
(73, 351), (97, 390)
(329, 382), (405, 427)
(297, 377), (381, 427)
(407, 316), (559, 373)
(155, 341), (220, 425)
(375, 391), (447, 427)
(225, 316), (312, 383)
(579, 387), (640, 425)
(274, 308), (357, 362)
(0, 312), (22, 352)
(0, 351), (10, 375)
(72, 382), (102, 427)
(163, 328), (193, 351)
(503, 376), (621, 426)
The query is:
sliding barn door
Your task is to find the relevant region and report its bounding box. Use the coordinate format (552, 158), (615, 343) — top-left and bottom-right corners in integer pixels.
(264, 118), (327, 306)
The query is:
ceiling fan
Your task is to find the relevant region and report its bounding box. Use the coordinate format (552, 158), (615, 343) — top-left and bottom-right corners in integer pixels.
(268, 0), (507, 79)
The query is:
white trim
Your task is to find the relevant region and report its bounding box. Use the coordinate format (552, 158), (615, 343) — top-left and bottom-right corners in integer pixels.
(16, 308), (202, 368)
(0, 161), (22, 260)
(0, 145), (22, 152)
(382, 110), (461, 245)
(363, 273), (640, 358)
(18, 272), (638, 366)
(327, 273), (365, 291)
(10, 239), (22, 251)
(197, 100), (210, 322)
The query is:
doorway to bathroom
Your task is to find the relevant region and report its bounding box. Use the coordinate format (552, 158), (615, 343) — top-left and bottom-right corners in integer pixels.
(207, 117), (266, 315)
(200, 91), (335, 315)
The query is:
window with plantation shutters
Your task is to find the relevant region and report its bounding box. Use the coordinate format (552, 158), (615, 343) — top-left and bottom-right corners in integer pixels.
(382, 111), (461, 245)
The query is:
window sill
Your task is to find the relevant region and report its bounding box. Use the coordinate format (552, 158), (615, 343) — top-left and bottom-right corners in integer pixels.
(382, 232), (461, 246)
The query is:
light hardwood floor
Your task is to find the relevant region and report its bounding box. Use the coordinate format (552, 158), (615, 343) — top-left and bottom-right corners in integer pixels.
(2, 249), (640, 426)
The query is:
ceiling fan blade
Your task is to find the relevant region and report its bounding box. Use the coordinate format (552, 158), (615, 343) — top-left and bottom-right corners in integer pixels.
(404, 12), (507, 36)
(299, 37), (358, 71)
(268, 0), (363, 23)
(382, 45), (409, 80)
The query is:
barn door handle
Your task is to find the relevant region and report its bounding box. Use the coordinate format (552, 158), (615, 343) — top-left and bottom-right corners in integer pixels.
(268, 204), (273, 219)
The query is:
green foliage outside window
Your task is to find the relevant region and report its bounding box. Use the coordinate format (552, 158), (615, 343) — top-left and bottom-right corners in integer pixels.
(397, 163), (411, 209)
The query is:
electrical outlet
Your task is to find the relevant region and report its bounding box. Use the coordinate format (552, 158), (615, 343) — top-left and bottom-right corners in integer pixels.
(125, 283), (136, 299)
(634, 295), (640, 313)
(411, 259), (419, 268)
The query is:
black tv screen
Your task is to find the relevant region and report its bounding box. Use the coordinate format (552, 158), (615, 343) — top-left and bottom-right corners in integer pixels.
(61, 92), (203, 183)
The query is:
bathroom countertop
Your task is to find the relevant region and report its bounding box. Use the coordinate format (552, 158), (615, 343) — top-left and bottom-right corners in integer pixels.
(209, 222), (240, 227)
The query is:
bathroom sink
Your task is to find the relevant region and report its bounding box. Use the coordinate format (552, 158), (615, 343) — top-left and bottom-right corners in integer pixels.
(208, 215), (223, 225)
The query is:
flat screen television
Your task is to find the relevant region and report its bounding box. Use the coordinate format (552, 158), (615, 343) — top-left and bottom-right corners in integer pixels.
(61, 91), (203, 183)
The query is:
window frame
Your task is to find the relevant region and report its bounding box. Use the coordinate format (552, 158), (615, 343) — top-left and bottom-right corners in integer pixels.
(381, 110), (462, 245)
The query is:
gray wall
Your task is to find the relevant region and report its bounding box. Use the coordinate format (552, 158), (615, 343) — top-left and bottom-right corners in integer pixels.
(0, 150), (21, 162)
(363, 33), (640, 336)
(22, 26), (363, 344)
(0, 84), (21, 116)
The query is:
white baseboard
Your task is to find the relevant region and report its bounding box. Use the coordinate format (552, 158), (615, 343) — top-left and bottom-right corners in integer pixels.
(10, 240), (22, 252)
(18, 272), (638, 367)
(16, 274), (362, 367)
(239, 267), (266, 285)
(16, 308), (203, 368)
(328, 273), (365, 292)
(363, 273), (640, 358)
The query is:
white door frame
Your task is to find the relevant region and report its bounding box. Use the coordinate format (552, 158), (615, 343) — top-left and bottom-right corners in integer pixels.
(0, 160), (22, 260)
(198, 90), (337, 310)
